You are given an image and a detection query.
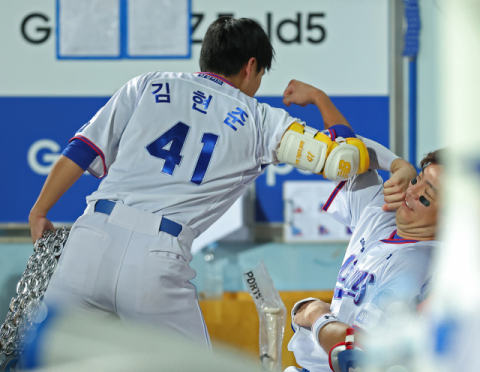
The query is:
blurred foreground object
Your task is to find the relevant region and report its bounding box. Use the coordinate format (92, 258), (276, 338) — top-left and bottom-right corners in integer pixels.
(362, 297), (428, 371)
(427, 0), (480, 370)
(243, 261), (287, 371)
(364, 0), (480, 370)
(19, 308), (258, 372)
(0, 229), (69, 371)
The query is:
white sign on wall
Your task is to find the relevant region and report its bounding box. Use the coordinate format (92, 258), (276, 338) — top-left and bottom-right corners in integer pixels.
(0, 0), (388, 96)
(58, 0), (121, 58)
(284, 181), (352, 242)
(57, 0), (191, 59)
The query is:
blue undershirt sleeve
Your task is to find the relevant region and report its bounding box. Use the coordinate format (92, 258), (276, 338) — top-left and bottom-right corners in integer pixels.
(61, 139), (98, 171)
(329, 124), (357, 139)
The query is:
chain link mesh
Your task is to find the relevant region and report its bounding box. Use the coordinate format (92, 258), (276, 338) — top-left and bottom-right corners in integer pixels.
(0, 228), (69, 371)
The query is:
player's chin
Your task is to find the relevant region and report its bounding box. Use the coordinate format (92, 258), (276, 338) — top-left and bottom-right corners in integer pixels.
(396, 205), (417, 225)
(396, 202), (411, 218)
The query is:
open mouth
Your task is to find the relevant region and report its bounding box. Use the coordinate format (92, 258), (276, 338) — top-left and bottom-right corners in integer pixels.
(405, 199), (413, 210)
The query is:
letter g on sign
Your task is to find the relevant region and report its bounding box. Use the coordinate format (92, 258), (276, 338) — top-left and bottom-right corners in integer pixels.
(28, 139), (61, 175)
(21, 13), (52, 44)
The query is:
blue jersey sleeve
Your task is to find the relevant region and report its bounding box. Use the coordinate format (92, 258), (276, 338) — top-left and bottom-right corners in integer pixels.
(62, 138), (98, 171)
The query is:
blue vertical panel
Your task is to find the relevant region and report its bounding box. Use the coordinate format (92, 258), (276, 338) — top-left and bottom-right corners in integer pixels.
(403, 0), (421, 168)
(119, 0), (128, 58)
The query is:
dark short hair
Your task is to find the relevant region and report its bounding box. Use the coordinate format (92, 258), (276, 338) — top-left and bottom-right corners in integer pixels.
(199, 17), (274, 77)
(420, 149), (444, 169)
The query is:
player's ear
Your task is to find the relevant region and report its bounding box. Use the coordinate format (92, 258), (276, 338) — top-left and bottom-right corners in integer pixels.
(244, 57), (257, 81)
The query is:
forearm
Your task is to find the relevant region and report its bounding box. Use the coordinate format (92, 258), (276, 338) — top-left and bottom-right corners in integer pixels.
(318, 322), (360, 354)
(312, 91), (351, 130)
(303, 302), (363, 354)
(358, 136), (400, 172)
(390, 157), (415, 175)
(30, 155), (85, 217)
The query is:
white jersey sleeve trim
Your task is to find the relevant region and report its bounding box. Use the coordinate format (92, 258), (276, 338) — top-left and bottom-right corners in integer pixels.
(322, 181), (347, 212)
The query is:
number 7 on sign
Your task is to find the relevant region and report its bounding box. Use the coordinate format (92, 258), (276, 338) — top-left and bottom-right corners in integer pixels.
(146, 122), (219, 185)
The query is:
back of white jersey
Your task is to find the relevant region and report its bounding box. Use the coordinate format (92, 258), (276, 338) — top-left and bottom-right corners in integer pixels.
(74, 72), (298, 237)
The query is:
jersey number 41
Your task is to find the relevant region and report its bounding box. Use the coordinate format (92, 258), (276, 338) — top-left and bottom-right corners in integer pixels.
(146, 122), (218, 185)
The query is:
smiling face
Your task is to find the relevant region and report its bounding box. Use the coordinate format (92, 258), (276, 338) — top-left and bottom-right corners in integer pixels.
(395, 164), (442, 240)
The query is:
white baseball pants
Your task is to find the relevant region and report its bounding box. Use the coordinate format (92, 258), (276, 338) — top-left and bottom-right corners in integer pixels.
(43, 202), (211, 349)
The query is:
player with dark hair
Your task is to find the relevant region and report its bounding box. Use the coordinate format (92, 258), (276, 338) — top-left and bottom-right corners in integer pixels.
(282, 80), (442, 372)
(420, 149), (442, 168)
(199, 17), (275, 78)
(28, 18), (390, 347)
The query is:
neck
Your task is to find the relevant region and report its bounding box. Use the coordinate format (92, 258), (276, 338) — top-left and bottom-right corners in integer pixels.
(203, 71), (238, 87)
(395, 227), (436, 241)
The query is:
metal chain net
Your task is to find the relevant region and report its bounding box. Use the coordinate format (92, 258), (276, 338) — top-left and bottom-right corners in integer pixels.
(0, 228), (69, 370)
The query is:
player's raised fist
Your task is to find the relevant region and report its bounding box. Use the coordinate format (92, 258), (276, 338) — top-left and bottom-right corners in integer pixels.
(283, 80), (322, 107)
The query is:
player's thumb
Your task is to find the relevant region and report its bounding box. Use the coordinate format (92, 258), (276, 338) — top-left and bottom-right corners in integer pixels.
(282, 96), (292, 107)
(283, 81), (295, 96)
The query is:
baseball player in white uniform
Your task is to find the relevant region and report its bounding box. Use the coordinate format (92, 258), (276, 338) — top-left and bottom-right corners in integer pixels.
(28, 18), (371, 348)
(281, 81), (442, 372)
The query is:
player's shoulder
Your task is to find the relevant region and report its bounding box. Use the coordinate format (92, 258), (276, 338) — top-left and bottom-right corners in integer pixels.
(255, 99), (290, 117)
(133, 71), (190, 83)
(388, 238), (439, 253)
(382, 241), (436, 274)
(354, 204), (396, 238)
(143, 72), (251, 99)
(138, 71), (227, 90)
(123, 71), (180, 95)
(131, 71), (293, 124)
(394, 243), (435, 259)
(345, 170), (384, 194)
(340, 171), (385, 214)
(253, 100), (303, 133)
(130, 71), (208, 86)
